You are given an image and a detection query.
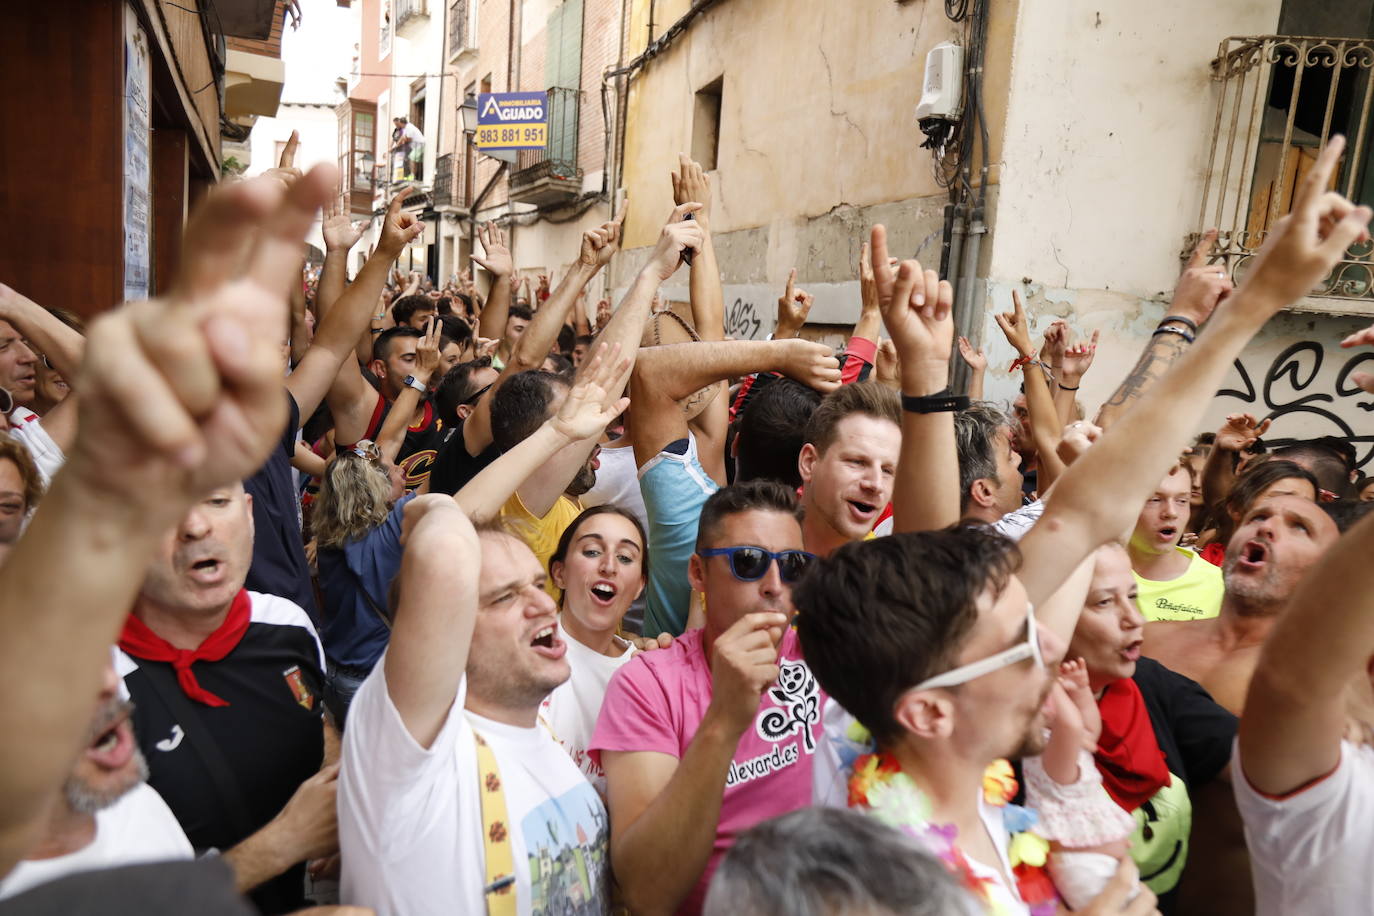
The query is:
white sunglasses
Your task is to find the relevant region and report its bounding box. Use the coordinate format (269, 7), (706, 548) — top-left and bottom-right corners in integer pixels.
(913, 601), (1045, 691)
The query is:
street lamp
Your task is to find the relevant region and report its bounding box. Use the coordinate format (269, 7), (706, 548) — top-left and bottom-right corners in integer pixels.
(460, 94), (478, 136)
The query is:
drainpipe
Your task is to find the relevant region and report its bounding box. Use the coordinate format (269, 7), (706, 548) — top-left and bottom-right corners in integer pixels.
(951, 206), (986, 395)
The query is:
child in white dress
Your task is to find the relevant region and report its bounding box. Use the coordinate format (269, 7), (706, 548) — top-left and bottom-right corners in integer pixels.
(1024, 658), (1138, 909)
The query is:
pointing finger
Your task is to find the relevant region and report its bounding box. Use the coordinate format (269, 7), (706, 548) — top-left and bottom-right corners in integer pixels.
(1187, 228), (1217, 269)
(279, 130), (299, 169)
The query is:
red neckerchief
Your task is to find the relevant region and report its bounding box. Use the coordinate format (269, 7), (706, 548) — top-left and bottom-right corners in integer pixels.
(1094, 676), (1171, 811)
(1198, 542), (1225, 567)
(119, 589), (252, 707)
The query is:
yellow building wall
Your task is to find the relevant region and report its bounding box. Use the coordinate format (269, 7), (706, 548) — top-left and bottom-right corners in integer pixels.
(619, 0), (974, 248)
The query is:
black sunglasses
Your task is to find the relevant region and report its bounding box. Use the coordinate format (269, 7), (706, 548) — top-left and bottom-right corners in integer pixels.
(697, 546), (817, 584)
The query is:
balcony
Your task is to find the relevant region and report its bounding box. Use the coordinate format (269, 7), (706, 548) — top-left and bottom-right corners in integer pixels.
(433, 152), (468, 212)
(448, 0), (475, 61)
(396, 0), (428, 30)
(1194, 35), (1374, 315)
(509, 87), (584, 206)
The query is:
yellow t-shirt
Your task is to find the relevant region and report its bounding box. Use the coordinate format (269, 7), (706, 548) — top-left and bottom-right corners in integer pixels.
(500, 491), (583, 599)
(1134, 548), (1224, 622)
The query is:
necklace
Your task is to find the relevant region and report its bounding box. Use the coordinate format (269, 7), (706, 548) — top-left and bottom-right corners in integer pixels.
(847, 752), (1058, 915)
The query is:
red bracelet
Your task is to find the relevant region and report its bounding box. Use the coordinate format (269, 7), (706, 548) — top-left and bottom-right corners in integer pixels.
(1009, 355), (1032, 372)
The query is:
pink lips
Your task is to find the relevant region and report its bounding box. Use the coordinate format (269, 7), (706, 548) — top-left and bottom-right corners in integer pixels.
(87, 717), (135, 771)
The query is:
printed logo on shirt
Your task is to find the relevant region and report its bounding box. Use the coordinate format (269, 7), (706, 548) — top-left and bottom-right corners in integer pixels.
(521, 781), (609, 909)
(399, 448), (437, 489)
(758, 659), (821, 752)
(283, 665), (314, 710)
(1154, 597), (1205, 617)
(155, 724), (185, 752)
(726, 659), (822, 788)
(726, 742), (801, 786)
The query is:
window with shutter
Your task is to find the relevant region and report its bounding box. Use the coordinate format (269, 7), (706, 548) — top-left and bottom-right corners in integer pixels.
(545, 0), (583, 165)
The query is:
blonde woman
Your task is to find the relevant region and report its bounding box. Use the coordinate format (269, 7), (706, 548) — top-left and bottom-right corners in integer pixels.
(313, 439), (408, 725)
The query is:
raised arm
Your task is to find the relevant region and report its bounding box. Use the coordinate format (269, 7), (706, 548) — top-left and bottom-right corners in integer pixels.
(1202, 413), (1271, 512)
(872, 225), (960, 534)
(0, 287), (85, 380)
(316, 195), (368, 316)
(454, 344), (630, 520)
(774, 269), (812, 341)
(1054, 327), (1098, 426)
(1020, 137), (1371, 643)
(956, 335), (987, 400)
(670, 156), (734, 482)
(0, 164), (336, 878)
(851, 240), (884, 349)
(995, 291), (1067, 490)
(1094, 229), (1230, 430)
(473, 223), (513, 342)
(1241, 483), (1374, 795)
(463, 218), (620, 459)
(376, 319), (440, 464)
(382, 496), (480, 749)
(319, 190), (425, 438)
(629, 338), (841, 468)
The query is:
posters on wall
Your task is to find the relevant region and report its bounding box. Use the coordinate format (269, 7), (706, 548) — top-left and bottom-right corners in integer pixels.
(123, 5), (151, 302)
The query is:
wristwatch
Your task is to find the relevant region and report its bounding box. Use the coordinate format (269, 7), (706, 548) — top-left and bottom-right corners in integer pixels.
(403, 375), (427, 394)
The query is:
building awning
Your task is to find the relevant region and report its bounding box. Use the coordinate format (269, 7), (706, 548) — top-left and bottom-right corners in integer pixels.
(224, 47), (284, 120)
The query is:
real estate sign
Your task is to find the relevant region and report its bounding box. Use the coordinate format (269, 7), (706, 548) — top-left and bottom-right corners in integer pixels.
(475, 92), (548, 151)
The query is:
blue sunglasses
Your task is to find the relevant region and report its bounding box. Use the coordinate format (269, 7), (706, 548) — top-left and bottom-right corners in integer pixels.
(697, 546), (817, 583)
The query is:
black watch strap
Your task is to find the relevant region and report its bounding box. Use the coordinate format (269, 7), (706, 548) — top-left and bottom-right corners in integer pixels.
(901, 389), (970, 414)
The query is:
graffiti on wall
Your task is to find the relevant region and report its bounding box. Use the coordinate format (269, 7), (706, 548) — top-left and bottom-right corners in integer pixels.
(725, 298), (763, 340)
(1217, 341), (1374, 469)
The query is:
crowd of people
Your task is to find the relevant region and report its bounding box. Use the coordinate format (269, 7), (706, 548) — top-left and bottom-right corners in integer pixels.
(3, 132), (1374, 916)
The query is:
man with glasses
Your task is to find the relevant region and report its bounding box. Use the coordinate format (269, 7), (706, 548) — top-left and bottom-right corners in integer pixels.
(791, 529), (1155, 915)
(591, 480), (825, 915)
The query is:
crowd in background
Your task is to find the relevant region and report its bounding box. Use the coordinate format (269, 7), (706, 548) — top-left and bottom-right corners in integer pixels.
(2, 134), (1374, 916)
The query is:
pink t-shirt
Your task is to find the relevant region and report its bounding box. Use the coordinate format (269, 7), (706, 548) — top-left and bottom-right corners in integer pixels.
(589, 627), (824, 915)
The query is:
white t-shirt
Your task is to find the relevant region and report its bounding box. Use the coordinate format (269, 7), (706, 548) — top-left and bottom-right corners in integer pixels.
(1233, 738), (1374, 916)
(339, 659), (610, 916)
(539, 632), (637, 794)
(581, 438), (649, 533)
(0, 783), (193, 900)
(995, 499), (1045, 541)
(6, 407), (64, 484)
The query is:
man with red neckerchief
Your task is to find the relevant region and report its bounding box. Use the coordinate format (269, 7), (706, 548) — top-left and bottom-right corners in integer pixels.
(116, 482), (335, 915)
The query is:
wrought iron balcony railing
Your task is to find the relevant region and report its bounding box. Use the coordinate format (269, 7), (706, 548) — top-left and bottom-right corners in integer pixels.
(510, 87), (584, 201)
(1195, 35), (1374, 308)
(396, 0), (427, 28)
(433, 152), (456, 208)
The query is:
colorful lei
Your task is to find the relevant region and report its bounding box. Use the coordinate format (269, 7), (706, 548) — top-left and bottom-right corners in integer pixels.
(848, 751), (1057, 916)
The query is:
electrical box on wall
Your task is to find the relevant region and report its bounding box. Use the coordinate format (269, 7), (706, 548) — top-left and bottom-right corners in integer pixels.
(916, 41), (964, 123)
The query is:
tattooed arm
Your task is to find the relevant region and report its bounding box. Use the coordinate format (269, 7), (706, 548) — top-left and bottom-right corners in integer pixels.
(1094, 230), (1231, 430)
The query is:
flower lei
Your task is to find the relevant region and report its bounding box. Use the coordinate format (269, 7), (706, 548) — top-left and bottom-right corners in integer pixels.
(848, 751), (1058, 916)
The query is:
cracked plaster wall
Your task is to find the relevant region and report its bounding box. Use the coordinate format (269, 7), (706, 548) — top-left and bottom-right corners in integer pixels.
(612, 0), (986, 334)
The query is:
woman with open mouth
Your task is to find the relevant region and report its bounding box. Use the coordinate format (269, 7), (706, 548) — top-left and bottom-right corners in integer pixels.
(541, 504), (649, 794)
(1066, 543), (1237, 913)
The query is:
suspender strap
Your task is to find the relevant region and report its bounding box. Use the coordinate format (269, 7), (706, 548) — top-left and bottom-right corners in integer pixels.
(475, 732), (517, 915)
